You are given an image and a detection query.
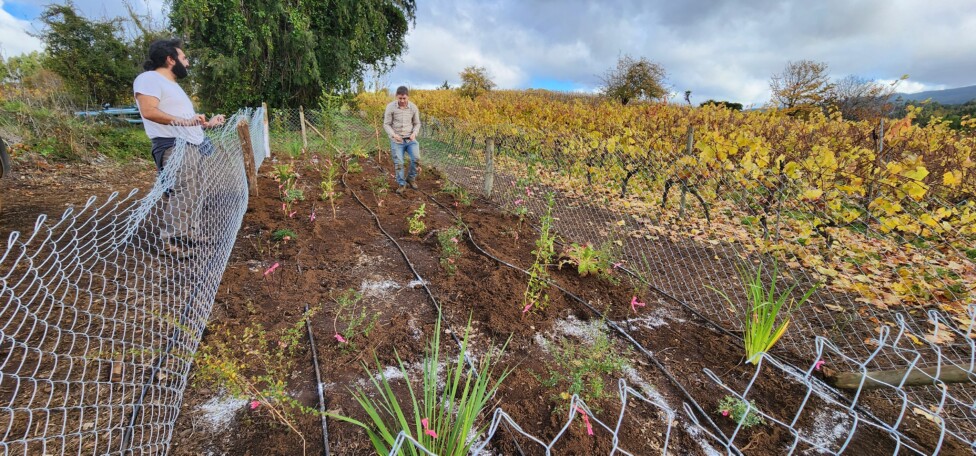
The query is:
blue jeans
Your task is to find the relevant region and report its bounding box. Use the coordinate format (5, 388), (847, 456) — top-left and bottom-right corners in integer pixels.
(390, 139), (420, 186)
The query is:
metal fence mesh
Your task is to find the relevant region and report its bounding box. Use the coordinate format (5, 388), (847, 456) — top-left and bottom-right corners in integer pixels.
(0, 107), (267, 455)
(333, 110), (975, 454)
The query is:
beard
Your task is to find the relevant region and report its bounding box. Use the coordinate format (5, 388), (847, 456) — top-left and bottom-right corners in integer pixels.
(173, 60), (189, 79)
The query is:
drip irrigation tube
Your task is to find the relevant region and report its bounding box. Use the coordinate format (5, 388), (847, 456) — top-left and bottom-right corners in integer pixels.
(419, 191), (740, 454)
(305, 304), (331, 456)
(339, 165), (527, 456)
(424, 183), (929, 454)
(339, 170), (476, 373)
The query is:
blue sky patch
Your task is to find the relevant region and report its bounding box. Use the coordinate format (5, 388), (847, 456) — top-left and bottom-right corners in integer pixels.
(2, 1), (42, 21)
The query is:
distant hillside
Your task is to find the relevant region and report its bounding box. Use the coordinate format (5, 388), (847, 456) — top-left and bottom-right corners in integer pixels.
(895, 85), (976, 105)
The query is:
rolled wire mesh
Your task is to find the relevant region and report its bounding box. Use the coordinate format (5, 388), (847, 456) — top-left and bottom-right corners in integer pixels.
(389, 112), (976, 452)
(0, 107), (266, 455)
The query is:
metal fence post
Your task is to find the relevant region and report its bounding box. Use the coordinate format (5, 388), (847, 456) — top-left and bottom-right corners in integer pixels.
(299, 105), (308, 151)
(262, 102), (271, 159)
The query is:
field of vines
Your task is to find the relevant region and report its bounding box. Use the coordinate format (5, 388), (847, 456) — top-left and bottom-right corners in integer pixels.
(358, 90), (976, 334)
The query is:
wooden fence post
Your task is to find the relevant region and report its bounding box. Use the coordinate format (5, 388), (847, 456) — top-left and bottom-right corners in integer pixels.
(679, 126), (694, 218)
(261, 102), (271, 159)
(825, 364), (974, 391)
(238, 120), (258, 197)
(299, 105), (308, 152)
(483, 138), (495, 197)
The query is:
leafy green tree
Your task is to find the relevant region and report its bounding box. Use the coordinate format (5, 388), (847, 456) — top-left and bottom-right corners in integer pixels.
(38, 3), (139, 106)
(600, 55), (668, 105)
(169, 0), (416, 111)
(700, 100), (743, 111)
(458, 66), (495, 99)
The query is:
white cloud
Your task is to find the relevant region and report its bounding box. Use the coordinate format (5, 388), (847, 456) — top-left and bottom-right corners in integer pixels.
(4, 0), (974, 104)
(878, 79), (943, 94)
(386, 0), (976, 105)
(0, 1), (44, 57)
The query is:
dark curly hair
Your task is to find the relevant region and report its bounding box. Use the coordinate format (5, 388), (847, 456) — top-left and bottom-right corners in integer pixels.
(143, 39), (183, 71)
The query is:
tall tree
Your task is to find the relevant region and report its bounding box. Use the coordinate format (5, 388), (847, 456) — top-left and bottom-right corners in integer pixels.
(458, 66), (495, 99)
(769, 60), (833, 112)
(830, 75), (901, 121)
(39, 3), (139, 106)
(600, 55), (668, 105)
(169, 0), (416, 111)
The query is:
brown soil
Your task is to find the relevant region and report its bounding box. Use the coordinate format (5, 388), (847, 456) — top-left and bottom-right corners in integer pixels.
(0, 146), (959, 455)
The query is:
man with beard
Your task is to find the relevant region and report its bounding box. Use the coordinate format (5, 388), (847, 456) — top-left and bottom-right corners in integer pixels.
(134, 39), (224, 258)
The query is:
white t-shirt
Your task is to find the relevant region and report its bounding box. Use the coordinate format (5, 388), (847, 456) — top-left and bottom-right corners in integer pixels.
(133, 71), (205, 145)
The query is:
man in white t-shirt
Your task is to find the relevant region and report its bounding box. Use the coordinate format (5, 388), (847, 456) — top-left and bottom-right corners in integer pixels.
(134, 39), (224, 258)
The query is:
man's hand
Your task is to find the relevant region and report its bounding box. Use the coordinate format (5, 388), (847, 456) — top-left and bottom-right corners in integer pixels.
(408, 133), (416, 141)
(393, 134), (404, 143)
(204, 114), (226, 128)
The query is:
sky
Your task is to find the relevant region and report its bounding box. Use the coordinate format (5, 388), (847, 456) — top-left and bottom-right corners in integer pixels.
(2, 0), (975, 106)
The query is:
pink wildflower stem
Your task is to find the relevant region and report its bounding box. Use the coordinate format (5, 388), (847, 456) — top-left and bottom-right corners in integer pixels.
(576, 406), (593, 436)
(630, 296), (646, 312)
(264, 262), (280, 276)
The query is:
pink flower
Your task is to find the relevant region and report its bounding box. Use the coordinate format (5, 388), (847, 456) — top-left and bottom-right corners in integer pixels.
(334, 334), (347, 343)
(576, 406), (593, 436)
(289, 211), (297, 218)
(814, 360), (826, 371)
(421, 417), (438, 438)
(630, 296), (646, 312)
(310, 212), (316, 222)
(612, 261), (623, 269)
(721, 410), (729, 417)
(281, 203), (287, 212)
(250, 400), (261, 410)
(513, 199), (524, 205)
(283, 236), (291, 241)
(451, 237), (459, 244)
(447, 258), (455, 263)
(522, 302), (533, 313)
(526, 188), (533, 196)
(264, 262), (280, 276)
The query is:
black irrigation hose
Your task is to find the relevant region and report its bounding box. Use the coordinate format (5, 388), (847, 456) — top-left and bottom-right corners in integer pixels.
(426, 185), (930, 454)
(341, 169), (528, 456)
(305, 304), (331, 456)
(420, 191), (741, 455)
(338, 170), (477, 372)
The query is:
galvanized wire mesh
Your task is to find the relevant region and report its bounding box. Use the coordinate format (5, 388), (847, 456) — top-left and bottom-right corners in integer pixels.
(0, 107), (267, 455)
(385, 379), (678, 455)
(348, 111), (976, 453)
(702, 305), (976, 454)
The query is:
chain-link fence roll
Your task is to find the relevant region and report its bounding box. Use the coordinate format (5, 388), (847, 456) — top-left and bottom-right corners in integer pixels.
(0, 107), (261, 455)
(402, 112), (976, 452)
